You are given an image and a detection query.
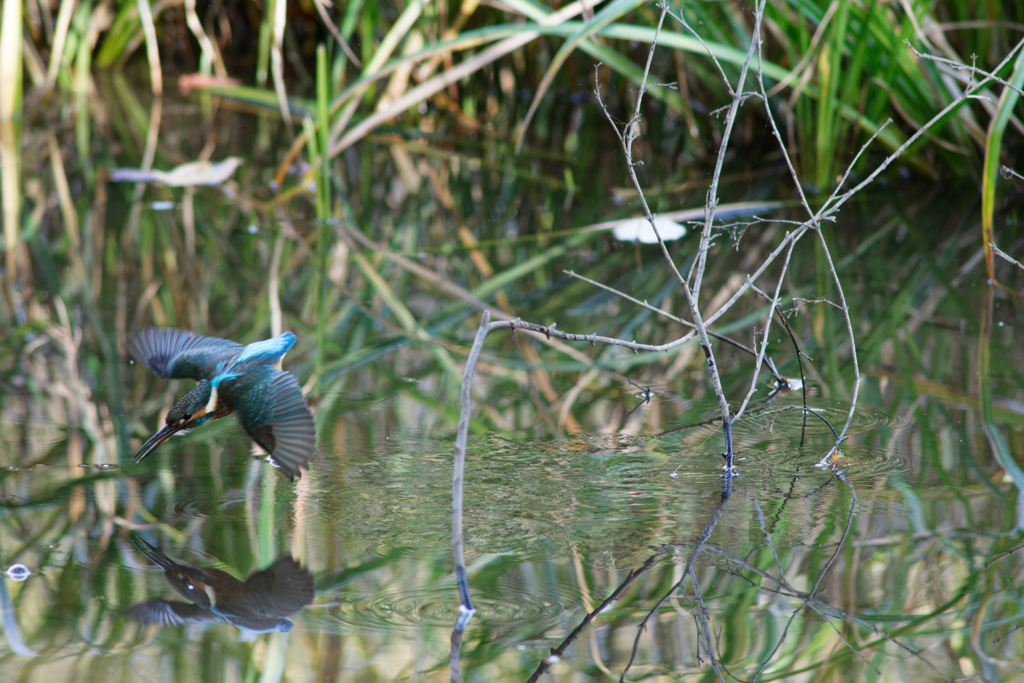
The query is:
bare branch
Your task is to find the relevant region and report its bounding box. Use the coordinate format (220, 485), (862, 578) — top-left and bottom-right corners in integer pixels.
(733, 237), (797, 421)
(450, 313), (489, 624)
(563, 269), (784, 378)
(991, 242), (1024, 270)
(1002, 165), (1024, 181)
(690, 0), (768, 301)
(908, 40), (1024, 97)
(664, 4), (734, 97)
(820, 37), (1024, 221)
(594, 11), (738, 472)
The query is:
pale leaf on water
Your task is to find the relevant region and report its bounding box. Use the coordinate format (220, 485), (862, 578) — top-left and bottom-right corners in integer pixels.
(612, 216), (687, 244)
(109, 157), (243, 187)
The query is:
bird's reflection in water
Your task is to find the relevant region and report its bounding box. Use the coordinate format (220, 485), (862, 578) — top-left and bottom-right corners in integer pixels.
(124, 536), (314, 633)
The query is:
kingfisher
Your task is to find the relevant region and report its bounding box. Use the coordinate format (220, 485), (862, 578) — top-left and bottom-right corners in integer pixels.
(124, 536), (314, 633)
(127, 327), (316, 479)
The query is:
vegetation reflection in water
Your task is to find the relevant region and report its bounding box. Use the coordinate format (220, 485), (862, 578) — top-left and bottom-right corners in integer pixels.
(3, 0), (1024, 681)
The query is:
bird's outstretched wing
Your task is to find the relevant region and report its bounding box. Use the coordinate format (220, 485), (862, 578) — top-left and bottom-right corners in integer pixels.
(220, 367), (315, 480)
(124, 599), (220, 626)
(239, 556), (315, 616)
(127, 328), (243, 380)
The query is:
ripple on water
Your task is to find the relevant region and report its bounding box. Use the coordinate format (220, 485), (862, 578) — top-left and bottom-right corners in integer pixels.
(171, 496), (206, 521)
(757, 399), (909, 434)
(304, 405), (907, 568)
(328, 539), (426, 567)
(310, 582), (567, 635)
(729, 399), (910, 459)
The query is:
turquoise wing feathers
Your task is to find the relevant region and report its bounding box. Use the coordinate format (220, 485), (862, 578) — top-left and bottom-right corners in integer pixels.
(219, 366), (315, 480)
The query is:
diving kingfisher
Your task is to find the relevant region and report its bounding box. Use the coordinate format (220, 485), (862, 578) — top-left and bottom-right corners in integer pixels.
(124, 536), (314, 632)
(127, 327), (316, 479)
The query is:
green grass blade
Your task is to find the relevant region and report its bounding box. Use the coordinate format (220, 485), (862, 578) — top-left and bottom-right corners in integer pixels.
(981, 44), (1024, 279)
(47, 0), (78, 85)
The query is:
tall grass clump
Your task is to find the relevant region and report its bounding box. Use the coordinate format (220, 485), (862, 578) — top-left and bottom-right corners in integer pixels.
(13, 1), (1021, 185)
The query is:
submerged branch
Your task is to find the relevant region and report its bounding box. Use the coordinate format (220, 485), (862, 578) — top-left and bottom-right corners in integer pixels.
(526, 551), (667, 683)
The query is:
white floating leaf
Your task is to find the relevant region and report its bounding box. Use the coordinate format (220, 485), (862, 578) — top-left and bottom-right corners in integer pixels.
(612, 217), (687, 244)
(110, 157), (243, 187)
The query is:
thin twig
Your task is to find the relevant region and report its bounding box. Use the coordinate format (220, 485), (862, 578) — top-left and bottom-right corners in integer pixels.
(826, 119), (894, 207)
(754, 404), (839, 439)
(820, 37), (1024, 221)
(683, 0), (767, 301)
(594, 5), (738, 471)
(788, 296), (845, 313)
(341, 224), (630, 376)
(451, 314), (489, 616)
(813, 223), (862, 460)
(751, 0), (863, 460)
(564, 269), (783, 380)
(663, 4), (733, 97)
(774, 309), (808, 411)
(733, 236), (796, 422)
(310, 0), (362, 67)
(991, 242), (1024, 271)
(753, 24), (815, 221)
(908, 41), (1024, 97)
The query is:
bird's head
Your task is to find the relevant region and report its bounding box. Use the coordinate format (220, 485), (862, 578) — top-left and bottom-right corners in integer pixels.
(165, 380), (214, 428)
(133, 381), (215, 463)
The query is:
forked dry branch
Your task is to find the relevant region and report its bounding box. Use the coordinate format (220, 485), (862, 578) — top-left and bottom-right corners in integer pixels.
(446, 0), (1021, 678)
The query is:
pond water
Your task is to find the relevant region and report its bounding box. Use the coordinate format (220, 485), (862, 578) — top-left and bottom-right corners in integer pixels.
(2, 74), (1024, 683)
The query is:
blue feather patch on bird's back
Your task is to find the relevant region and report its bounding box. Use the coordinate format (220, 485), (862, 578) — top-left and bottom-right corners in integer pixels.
(223, 332), (297, 376)
(210, 372), (241, 388)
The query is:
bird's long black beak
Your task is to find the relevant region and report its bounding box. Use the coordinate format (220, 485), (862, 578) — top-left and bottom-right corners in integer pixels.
(134, 423), (184, 463)
(131, 535), (177, 571)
